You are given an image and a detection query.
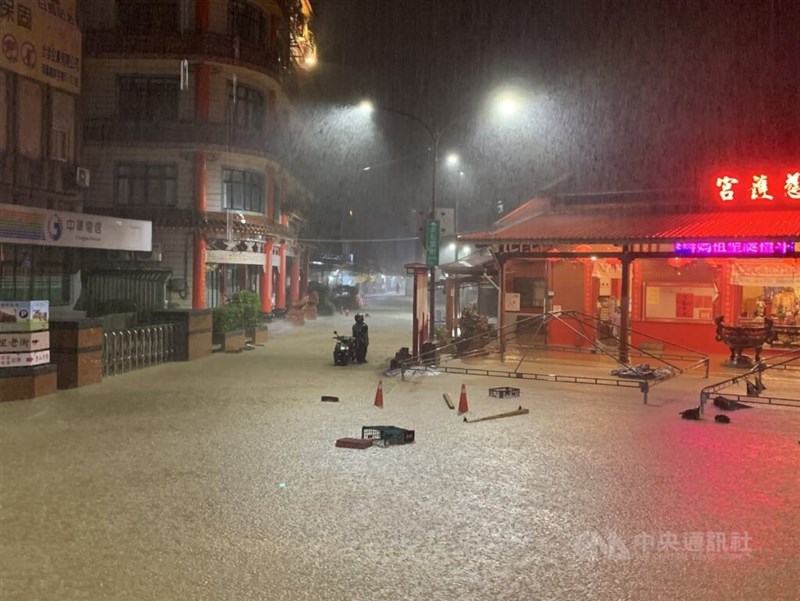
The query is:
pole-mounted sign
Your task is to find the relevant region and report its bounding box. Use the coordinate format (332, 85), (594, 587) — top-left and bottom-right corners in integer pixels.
(425, 219), (440, 266)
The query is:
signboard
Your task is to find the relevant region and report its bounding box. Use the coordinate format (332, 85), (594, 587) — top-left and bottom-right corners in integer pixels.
(714, 170), (799, 204)
(206, 249), (267, 266)
(0, 330), (49, 351)
(674, 241), (795, 256)
(504, 292), (521, 312)
(0, 300), (49, 332)
(0, 0), (82, 94)
(0, 349), (50, 367)
(425, 219), (440, 266)
(0, 203), (152, 251)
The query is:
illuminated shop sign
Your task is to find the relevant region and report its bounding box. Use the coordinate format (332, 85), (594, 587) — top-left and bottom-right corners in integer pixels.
(714, 171), (799, 203)
(674, 241), (796, 256)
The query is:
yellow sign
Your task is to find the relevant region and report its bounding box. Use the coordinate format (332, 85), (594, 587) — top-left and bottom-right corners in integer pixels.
(0, 0), (82, 94)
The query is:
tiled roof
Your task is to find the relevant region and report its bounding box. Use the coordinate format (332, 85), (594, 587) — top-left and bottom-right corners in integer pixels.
(461, 209), (800, 243)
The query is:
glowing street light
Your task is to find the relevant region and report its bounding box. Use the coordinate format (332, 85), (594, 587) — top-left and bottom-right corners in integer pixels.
(359, 98), (463, 342)
(446, 153), (460, 167)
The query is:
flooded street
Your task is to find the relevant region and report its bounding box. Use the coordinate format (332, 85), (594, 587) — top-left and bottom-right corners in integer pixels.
(2, 295), (799, 601)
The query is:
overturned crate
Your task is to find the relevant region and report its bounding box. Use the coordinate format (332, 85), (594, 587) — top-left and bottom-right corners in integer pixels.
(361, 425), (415, 446)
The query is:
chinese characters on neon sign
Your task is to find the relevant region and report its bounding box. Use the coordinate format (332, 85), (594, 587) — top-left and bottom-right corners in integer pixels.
(674, 241), (796, 256)
(715, 172), (800, 203)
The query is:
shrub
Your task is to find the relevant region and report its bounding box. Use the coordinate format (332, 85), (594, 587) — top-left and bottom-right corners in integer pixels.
(213, 304), (242, 333)
(228, 290), (261, 328)
(457, 305), (491, 354)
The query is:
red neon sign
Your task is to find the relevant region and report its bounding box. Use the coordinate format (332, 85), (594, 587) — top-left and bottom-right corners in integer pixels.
(714, 171), (799, 203)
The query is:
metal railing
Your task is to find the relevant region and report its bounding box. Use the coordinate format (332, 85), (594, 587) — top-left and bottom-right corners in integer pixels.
(103, 323), (178, 376)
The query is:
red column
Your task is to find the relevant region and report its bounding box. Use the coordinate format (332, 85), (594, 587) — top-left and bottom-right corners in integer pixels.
(196, 0), (210, 32)
(290, 250), (300, 303)
(721, 262), (734, 320)
(192, 235), (206, 309)
(195, 64), (210, 121)
(192, 150), (208, 308)
(261, 240), (274, 313)
(276, 242), (287, 309)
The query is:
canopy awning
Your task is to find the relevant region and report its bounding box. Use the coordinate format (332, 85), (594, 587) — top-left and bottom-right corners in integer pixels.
(461, 207), (800, 245)
(439, 249), (498, 276)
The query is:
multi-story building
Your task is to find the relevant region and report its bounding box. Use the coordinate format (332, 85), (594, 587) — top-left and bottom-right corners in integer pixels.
(79, 0), (317, 312)
(1, 1), (86, 312)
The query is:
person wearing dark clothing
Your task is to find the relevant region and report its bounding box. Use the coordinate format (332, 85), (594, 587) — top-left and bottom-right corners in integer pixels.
(352, 314), (369, 363)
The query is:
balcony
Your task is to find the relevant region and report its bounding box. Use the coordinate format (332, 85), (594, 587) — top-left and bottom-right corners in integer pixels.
(84, 118), (290, 161)
(85, 30), (293, 86)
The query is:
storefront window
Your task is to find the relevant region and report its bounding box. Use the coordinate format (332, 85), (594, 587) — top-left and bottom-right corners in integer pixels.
(205, 264), (261, 308)
(0, 245), (71, 305)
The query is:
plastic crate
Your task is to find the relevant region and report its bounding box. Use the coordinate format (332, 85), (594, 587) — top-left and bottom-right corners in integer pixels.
(489, 387), (520, 399)
(361, 425), (415, 446)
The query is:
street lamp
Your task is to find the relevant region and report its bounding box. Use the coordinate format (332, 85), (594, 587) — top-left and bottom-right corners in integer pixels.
(359, 100), (462, 342)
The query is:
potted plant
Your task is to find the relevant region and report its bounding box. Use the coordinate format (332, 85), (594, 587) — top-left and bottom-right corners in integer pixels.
(230, 291), (268, 345)
(212, 303), (245, 352)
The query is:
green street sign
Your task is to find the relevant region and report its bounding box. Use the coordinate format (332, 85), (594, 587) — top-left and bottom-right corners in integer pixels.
(425, 219), (440, 266)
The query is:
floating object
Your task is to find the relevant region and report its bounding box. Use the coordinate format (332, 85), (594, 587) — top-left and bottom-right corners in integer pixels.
(489, 386), (520, 399)
(713, 396), (752, 411)
(361, 425), (415, 446)
(680, 407), (702, 420)
(458, 384), (469, 415)
(443, 392), (455, 410)
(464, 405), (529, 423)
(715, 415), (731, 424)
(278, 481), (287, 489)
(335, 437), (374, 449)
(374, 380), (384, 408)
(321, 395), (339, 403)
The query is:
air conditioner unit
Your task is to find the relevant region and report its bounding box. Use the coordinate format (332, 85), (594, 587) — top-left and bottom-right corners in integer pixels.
(136, 244), (163, 262)
(107, 250), (132, 261)
(75, 166), (91, 188)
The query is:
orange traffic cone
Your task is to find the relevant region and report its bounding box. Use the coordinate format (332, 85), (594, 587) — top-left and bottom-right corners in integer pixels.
(374, 380), (384, 408)
(458, 384), (469, 415)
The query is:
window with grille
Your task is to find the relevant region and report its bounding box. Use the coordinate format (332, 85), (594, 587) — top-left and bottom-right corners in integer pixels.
(227, 81), (264, 129)
(117, 0), (179, 33)
(513, 277), (546, 309)
(118, 76), (179, 121)
(229, 0), (267, 47)
(223, 168), (264, 213)
(115, 162), (178, 206)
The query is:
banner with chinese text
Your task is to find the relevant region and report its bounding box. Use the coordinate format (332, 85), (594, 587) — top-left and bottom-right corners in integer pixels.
(0, 0), (81, 94)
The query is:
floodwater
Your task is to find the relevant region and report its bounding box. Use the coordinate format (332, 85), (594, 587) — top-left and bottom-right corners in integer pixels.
(1, 295), (798, 601)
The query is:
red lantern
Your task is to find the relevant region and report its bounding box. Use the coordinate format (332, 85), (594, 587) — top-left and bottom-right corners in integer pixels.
(547, 247), (561, 263)
(573, 244), (592, 264)
(605, 257), (620, 265)
(667, 257), (694, 270)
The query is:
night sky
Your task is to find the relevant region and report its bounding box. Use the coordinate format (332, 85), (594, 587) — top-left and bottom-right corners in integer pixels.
(301, 0), (799, 267)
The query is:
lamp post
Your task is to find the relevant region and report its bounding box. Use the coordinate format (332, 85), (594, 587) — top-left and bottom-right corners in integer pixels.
(359, 100), (457, 341)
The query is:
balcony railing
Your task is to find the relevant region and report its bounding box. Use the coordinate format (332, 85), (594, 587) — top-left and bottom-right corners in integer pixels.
(85, 30), (293, 85)
(84, 118), (288, 159)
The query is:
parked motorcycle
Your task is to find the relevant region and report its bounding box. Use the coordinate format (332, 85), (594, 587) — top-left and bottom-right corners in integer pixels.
(333, 331), (357, 366)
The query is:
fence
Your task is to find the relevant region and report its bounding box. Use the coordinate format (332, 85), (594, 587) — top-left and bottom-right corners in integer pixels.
(102, 323), (179, 376)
